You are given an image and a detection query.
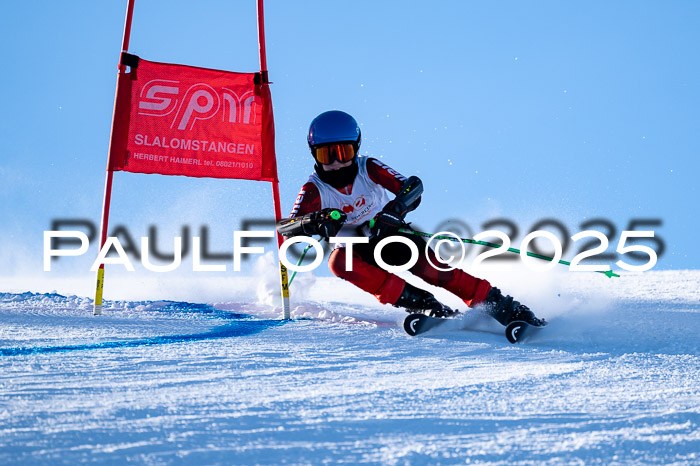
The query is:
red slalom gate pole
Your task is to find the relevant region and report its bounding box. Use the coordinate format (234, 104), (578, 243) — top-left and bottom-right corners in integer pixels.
(257, 0), (291, 319)
(94, 0), (136, 316)
(256, 0), (269, 85)
(256, 0), (291, 320)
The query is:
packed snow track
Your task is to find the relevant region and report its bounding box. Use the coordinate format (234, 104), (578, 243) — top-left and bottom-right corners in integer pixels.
(0, 271), (698, 464)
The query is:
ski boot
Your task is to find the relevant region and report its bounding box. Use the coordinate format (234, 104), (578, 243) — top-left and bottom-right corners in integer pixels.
(394, 283), (456, 318)
(482, 287), (546, 326)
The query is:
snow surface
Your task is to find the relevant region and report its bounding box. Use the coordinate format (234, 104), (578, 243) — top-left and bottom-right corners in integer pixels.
(1, 266), (698, 464)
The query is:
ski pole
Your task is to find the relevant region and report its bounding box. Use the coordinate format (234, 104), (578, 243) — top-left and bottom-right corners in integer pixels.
(286, 210), (344, 287)
(399, 228), (620, 278)
(288, 243), (313, 286)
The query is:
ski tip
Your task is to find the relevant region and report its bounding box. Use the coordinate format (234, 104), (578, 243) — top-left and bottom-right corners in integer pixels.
(505, 320), (546, 344)
(403, 313), (425, 336)
(505, 321), (527, 343)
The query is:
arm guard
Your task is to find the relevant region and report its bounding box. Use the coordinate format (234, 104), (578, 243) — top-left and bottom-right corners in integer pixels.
(384, 175), (423, 217)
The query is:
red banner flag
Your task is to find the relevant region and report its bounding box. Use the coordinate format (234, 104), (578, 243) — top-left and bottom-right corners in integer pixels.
(108, 56), (277, 181)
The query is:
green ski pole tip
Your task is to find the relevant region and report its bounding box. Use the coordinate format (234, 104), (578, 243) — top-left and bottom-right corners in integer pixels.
(605, 270), (620, 278)
(330, 210), (342, 220)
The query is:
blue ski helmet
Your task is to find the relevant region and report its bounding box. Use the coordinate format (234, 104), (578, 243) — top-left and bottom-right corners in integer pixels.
(307, 110), (361, 150)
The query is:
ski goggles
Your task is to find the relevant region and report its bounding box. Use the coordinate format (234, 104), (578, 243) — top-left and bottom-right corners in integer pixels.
(312, 143), (356, 165)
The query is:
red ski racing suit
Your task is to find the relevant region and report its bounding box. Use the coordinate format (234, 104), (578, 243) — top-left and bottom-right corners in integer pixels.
(287, 156), (492, 309)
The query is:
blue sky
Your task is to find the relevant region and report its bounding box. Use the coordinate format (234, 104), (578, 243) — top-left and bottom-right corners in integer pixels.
(1, 1), (698, 289)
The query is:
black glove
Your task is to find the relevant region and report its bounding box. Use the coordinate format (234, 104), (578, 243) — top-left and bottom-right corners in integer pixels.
(369, 209), (408, 238)
(369, 175), (424, 238)
(277, 208), (347, 239)
(310, 208), (347, 239)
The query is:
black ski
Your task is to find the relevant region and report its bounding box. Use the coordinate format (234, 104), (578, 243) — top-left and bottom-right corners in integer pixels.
(403, 313), (546, 343)
(504, 320), (546, 343)
(403, 313), (454, 336)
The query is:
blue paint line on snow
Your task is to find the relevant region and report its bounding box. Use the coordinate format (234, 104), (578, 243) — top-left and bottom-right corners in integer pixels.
(0, 295), (285, 357)
(0, 320), (284, 356)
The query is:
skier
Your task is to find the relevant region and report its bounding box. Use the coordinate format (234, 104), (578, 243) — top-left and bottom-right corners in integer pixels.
(277, 110), (544, 326)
